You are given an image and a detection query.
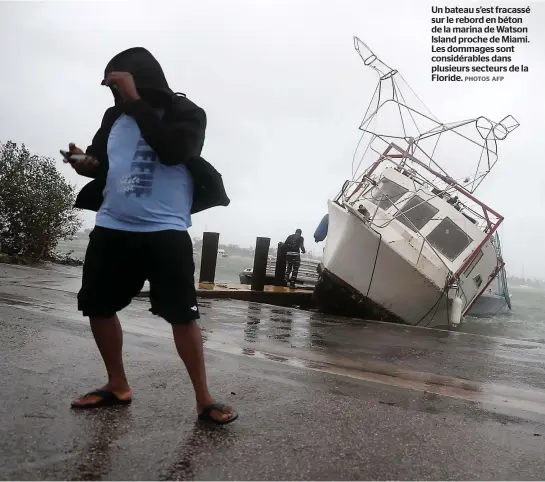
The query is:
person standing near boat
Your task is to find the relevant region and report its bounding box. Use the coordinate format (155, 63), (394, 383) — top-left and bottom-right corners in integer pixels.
(284, 229), (306, 287)
(64, 47), (236, 424)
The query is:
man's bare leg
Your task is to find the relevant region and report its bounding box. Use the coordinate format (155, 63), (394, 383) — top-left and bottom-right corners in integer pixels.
(172, 321), (233, 422)
(72, 315), (132, 407)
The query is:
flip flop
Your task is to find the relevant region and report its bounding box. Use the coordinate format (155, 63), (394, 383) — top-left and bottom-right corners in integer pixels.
(198, 403), (238, 425)
(71, 389), (132, 409)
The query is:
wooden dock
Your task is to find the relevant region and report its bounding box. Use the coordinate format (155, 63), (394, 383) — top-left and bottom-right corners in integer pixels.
(140, 282), (314, 308)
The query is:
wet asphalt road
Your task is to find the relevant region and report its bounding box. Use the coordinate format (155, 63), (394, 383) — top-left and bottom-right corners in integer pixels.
(1, 263), (545, 480)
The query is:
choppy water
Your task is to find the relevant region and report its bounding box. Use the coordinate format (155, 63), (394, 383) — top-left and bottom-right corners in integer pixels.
(57, 238), (545, 342)
(461, 285), (545, 342)
(56, 236), (254, 284)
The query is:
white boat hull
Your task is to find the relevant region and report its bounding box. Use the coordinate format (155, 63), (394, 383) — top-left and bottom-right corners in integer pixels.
(317, 201), (454, 328)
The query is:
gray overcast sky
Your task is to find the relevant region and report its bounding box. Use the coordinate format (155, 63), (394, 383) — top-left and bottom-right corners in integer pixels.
(0, 0), (544, 277)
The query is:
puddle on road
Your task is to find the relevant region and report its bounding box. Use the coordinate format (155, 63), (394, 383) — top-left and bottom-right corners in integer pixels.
(202, 337), (545, 416)
(501, 343), (539, 350)
(0, 295), (37, 307)
(4, 287), (545, 417)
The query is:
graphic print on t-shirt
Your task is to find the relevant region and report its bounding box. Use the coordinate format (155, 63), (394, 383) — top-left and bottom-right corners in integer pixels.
(121, 138), (158, 197)
(96, 111), (194, 232)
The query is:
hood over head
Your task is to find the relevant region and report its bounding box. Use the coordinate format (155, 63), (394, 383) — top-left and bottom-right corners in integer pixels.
(103, 47), (174, 105)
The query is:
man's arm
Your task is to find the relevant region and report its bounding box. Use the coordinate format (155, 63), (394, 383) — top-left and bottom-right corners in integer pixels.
(122, 99), (206, 166)
(300, 237), (306, 254)
(70, 107), (117, 179)
(103, 71), (205, 167)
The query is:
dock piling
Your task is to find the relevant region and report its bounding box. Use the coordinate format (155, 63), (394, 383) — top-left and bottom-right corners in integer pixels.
(199, 232), (219, 283)
(251, 237), (271, 291)
(274, 242), (287, 286)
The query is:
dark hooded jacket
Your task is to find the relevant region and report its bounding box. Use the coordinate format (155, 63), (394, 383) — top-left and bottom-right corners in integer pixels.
(284, 233), (305, 254)
(74, 47), (230, 215)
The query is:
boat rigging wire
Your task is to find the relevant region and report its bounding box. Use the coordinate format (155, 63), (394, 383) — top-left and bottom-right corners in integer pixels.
(415, 289), (447, 327)
(366, 231), (382, 297)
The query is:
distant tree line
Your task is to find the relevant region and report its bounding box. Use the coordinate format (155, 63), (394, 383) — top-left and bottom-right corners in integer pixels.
(192, 237), (264, 257)
(191, 237), (320, 259)
(507, 276), (545, 288)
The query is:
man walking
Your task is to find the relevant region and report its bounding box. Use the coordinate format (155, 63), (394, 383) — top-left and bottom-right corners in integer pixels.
(284, 229), (306, 288)
(65, 47), (236, 424)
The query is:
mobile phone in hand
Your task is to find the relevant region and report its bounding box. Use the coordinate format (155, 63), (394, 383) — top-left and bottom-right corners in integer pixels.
(60, 150), (88, 164)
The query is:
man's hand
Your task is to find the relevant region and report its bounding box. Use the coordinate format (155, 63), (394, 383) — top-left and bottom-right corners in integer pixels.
(65, 143), (100, 178)
(104, 72), (140, 102)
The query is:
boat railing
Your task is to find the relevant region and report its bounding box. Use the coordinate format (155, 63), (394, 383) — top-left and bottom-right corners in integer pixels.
(346, 143), (503, 261)
(490, 231), (512, 309)
(340, 171), (498, 306)
(347, 161), (490, 222)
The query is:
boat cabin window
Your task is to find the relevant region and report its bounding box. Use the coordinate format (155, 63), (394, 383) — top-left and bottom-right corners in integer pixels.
(463, 250), (483, 277)
(368, 179), (408, 211)
(425, 217), (473, 261)
(395, 195), (439, 232)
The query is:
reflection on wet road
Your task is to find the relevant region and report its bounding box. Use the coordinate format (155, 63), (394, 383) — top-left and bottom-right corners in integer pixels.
(3, 267), (545, 415)
(197, 300), (545, 415)
(2, 263), (545, 480)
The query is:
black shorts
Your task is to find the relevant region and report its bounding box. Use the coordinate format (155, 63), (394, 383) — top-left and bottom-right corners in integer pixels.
(77, 227), (199, 324)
